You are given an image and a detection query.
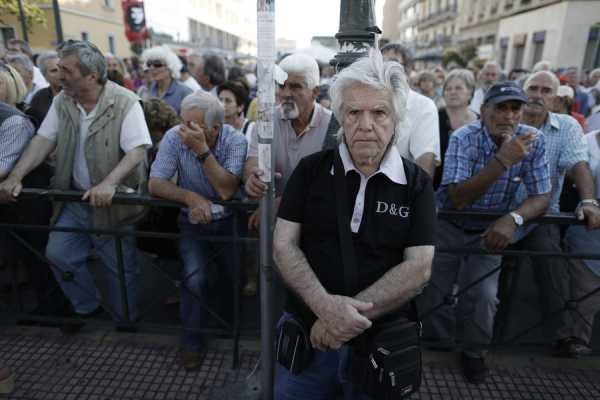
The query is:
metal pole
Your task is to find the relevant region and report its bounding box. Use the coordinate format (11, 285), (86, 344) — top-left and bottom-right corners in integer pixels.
(52, 0), (64, 44)
(257, 1), (276, 399)
(17, 0), (29, 43)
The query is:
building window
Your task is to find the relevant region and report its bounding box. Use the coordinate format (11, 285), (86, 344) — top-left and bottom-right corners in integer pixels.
(1, 27), (16, 44)
(81, 31), (89, 41)
(108, 35), (115, 54)
(521, 0), (531, 5)
(531, 31), (546, 66)
(505, 1), (514, 10)
(104, 0), (113, 8)
(583, 25), (600, 70)
(499, 37), (509, 69)
(513, 34), (527, 69)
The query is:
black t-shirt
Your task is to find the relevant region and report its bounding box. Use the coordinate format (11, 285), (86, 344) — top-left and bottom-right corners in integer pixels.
(278, 149), (436, 325)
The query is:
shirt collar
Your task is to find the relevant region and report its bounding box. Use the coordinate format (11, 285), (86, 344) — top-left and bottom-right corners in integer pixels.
(545, 112), (560, 130)
(151, 79), (177, 96)
(336, 140), (407, 184)
(481, 123), (499, 152)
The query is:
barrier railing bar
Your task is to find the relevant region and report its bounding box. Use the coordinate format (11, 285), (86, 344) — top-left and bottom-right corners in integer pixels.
(114, 236), (131, 328)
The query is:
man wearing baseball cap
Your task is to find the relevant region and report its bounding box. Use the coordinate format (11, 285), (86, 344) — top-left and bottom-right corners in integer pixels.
(422, 81), (552, 384)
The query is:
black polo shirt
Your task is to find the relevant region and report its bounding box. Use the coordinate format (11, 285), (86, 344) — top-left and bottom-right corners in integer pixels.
(278, 149), (436, 325)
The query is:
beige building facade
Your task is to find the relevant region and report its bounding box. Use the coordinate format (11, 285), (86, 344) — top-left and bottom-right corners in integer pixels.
(1, 0), (132, 57)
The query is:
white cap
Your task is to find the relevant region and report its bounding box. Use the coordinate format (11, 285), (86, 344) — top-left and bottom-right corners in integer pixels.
(556, 85), (574, 99)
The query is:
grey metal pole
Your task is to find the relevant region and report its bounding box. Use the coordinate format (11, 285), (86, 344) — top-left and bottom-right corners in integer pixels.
(17, 0), (29, 43)
(52, 0), (64, 44)
(257, 1), (276, 399)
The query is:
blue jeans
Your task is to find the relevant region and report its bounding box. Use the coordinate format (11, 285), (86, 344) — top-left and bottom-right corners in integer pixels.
(45, 202), (139, 321)
(179, 215), (236, 352)
(274, 313), (369, 400)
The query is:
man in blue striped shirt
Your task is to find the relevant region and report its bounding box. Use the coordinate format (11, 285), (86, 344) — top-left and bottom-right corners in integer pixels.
(148, 92), (247, 371)
(423, 81), (551, 384)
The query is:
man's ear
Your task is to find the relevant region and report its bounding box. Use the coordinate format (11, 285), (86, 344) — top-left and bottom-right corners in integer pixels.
(312, 86), (320, 100)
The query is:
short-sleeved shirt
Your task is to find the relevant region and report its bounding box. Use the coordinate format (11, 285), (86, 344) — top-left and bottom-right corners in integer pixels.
(278, 143), (436, 324)
(247, 102), (332, 196)
(0, 115), (35, 174)
(150, 79), (193, 115)
(513, 112), (587, 213)
(150, 124), (247, 216)
(37, 97), (152, 190)
(394, 90), (441, 165)
(436, 121), (551, 227)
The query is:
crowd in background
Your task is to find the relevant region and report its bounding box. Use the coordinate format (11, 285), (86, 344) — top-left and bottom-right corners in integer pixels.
(1, 35), (600, 388)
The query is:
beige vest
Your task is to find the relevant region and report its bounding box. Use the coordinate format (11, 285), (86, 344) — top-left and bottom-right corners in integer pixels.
(52, 81), (147, 228)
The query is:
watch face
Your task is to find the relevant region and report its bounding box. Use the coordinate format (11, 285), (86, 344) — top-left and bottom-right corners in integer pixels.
(512, 212), (523, 226)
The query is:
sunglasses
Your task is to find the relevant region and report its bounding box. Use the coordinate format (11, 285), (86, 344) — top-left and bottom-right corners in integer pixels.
(146, 60), (165, 68)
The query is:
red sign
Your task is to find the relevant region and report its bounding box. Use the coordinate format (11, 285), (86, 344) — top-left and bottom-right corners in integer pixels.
(122, 0), (149, 43)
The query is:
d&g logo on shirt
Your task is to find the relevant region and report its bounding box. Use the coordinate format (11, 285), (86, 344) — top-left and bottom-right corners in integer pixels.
(375, 201), (410, 218)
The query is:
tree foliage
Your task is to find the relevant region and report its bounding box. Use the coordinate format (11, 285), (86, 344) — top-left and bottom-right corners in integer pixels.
(0, 0), (50, 33)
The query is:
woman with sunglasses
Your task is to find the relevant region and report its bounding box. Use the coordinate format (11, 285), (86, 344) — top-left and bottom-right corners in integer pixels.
(141, 46), (192, 115)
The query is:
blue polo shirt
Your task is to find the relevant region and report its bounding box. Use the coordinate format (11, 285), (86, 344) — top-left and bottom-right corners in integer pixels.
(150, 79), (193, 115)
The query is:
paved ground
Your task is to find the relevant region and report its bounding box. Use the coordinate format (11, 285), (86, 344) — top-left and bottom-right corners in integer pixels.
(1, 324), (599, 400)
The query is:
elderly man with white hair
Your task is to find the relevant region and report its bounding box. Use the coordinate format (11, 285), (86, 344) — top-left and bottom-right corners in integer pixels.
(7, 53), (39, 105)
(469, 61), (502, 113)
(514, 70), (600, 358)
(272, 50), (435, 399)
(243, 53), (332, 228)
(148, 92), (247, 371)
(141, 45), (192, 114)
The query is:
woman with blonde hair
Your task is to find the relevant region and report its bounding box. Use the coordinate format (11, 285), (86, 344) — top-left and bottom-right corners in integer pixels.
(141, 46), (192, 114)
(0, 62), (27, 108)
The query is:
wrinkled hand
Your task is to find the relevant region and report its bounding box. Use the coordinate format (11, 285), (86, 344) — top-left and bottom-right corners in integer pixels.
(178, 122), (209, 155)
(316, 295), (373, 343)
(576, 204), (600, 230)
(245, 167), (268, 198)
(496, 132), (537, 167)
(0, 177), (22, 204)
(82, 181), (116, 207)
(248, 208), (261, 230)
(186, 192), (213, 225)
(482, 214), (517, 251)
(310, 319), (343, 351)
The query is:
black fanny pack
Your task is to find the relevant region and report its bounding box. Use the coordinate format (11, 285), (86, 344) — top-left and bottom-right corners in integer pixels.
(275, 315), (313, 375)
(350, 317), (422, 399)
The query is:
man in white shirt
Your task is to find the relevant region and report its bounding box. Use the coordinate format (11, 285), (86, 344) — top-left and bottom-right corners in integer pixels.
(469, 62), (501, 113)
(0, 40), (152, 327)
(381, 43), (441, 178)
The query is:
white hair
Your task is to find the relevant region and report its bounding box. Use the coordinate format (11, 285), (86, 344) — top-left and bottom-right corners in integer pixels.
(141, 45), (182, 80)
(36, 51), (59, 76)
(532, 60), (552, 73)
(181, 91), (224, 126)
(523, 70), (559, 94)
(329, 49), (409, 132)
(482, 61), (501, 72)
(7, 53), (33, 73)
(279, 53), (320, 89)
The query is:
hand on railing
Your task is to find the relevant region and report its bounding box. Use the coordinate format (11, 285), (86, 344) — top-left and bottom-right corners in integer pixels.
(82, 182), (116, 207)
(481, 214), (516, 251)
(0, 177), (22, 204)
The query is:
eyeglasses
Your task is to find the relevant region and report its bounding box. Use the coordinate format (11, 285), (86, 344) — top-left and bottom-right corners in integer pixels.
(146, 60), (165, 69)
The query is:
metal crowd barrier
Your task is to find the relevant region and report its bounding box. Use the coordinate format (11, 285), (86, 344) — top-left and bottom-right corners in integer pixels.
(0, 188), (258, 368)
(1, 190), (599, 369)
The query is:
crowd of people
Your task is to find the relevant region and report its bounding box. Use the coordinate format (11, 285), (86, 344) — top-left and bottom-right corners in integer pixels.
(1, 35), (600, 395)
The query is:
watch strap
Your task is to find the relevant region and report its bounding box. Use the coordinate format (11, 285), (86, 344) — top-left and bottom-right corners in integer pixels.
(197, 150), (211, 163)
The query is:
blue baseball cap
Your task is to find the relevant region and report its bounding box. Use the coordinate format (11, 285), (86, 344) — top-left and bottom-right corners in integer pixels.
(483, 81), (528, 105)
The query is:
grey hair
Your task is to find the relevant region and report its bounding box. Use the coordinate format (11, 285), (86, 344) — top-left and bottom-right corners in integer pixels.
(329, 49), (409, 134)
(443, 68), (476, 94)
(532, 60), (552, 73)
(142, 45), (182, 80)
(7, 53), (33, 73)
(36, 51), (59, 76)
(57, 40), (107, 84)
(482, 61), (501, 72)
(279, 53), (320, 89)
(180, 91), (224, 126)
(523, 70), (559, 93)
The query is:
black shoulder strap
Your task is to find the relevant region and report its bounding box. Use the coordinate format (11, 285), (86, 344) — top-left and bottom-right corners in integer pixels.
(333, 149), (359, 296)
(242, 120), (252, 135)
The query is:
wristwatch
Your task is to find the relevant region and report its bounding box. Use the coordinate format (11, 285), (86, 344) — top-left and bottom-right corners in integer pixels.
(578, 199), (600, 208)
(509, 211), (524, 226)
(197, 150), (211, 163)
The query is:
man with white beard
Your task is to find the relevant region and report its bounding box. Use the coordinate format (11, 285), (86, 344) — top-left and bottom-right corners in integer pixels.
(243, 53), (332, 228)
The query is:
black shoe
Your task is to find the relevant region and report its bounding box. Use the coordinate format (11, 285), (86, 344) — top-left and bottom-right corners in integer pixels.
(461, 352), (489, 384)
(554, 337), (593, 358)
(60, 307), (104, 334)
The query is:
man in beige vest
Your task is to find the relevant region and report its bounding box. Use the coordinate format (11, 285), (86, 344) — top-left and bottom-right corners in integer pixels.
(0, 40), (152, 326)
